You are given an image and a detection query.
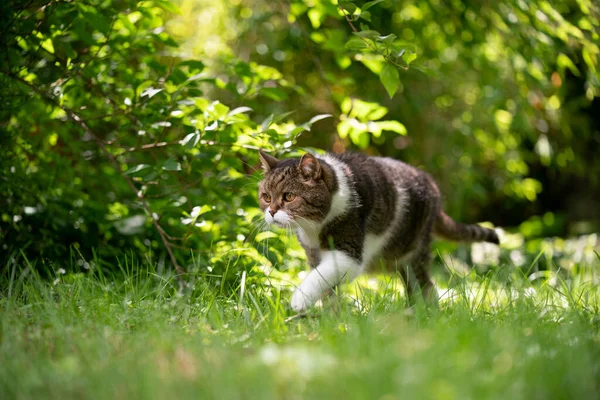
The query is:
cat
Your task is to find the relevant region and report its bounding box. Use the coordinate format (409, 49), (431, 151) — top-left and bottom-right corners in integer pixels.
(257, 150), (499, 313)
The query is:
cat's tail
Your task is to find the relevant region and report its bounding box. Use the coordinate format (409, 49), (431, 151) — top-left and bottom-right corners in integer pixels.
(433, 211), (499, 244)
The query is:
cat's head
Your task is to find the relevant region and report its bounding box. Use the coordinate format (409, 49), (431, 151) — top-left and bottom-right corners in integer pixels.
(257, 151), (334, 228)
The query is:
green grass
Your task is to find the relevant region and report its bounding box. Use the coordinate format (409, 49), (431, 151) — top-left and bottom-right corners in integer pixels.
(2, 253), (600, 400)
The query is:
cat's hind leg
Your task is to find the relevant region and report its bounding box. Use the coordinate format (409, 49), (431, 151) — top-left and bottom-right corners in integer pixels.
(394, 245), (437, 306)
(409, 244), (438, 305)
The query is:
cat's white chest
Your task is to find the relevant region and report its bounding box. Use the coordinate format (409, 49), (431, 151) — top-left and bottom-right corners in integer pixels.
(296, 222), (321, 249)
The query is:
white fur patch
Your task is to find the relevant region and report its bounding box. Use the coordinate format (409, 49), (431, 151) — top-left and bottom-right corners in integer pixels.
(362, 187), (407, 267)
(264, 209), (292, 227)
(318, 154), (357, 226)
(291, 250), (361, 312)
(295, 219), (321, 249)
(264, 208), (274, 224)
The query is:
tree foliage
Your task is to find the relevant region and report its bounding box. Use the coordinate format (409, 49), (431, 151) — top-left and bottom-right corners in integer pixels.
(205, 0), (600, 227)
(0, 0), (321, 281)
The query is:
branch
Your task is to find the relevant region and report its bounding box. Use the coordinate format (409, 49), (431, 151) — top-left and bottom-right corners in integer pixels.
(5, 72), (187, 286)
(116, 139), (261, 154)
(339, 6), (359, 32)
(338, 6), (409, 71)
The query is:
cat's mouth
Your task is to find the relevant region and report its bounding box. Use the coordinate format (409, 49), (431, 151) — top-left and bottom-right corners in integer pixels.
(264, 209), (294, 228)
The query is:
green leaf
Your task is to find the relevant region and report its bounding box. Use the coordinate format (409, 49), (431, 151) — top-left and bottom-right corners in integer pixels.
(162, 159), (182, 171)
(290, 125), (309, 137)
(41, 38), (54, 54)
(373, 120), (407, 135)
(229, 106), (253, 116)
(256, 231), (278, 242)
(380, 63), (400, 98)
(337, 120), (352, 139)
(339, 1), (357, 13)
(350, 129), (370, 149)
(260, 87), (288, 101)
(141, 87), (163, 98)
(353, 30), (380, 39)
(402, 50), (418, 65)
(272, 111), (297, 124)
(178, 60), (205, 74)
(261, 114), (274, 132)
(181, 133), (200, 149)
(556, 53), (580, 76)
(345, 37), (368, 51)
(308, 114), (332, 125)
(377, 34), (397, 45)
(359, 11), (371, 21)
(207, 101), (230, 120)
(362, 0), (386, 11)
(204, 121), (218, 131)
(124, 164), (152, 175)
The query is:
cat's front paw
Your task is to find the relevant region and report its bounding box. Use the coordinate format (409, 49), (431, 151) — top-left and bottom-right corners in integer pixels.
(291, 289), (313, 313)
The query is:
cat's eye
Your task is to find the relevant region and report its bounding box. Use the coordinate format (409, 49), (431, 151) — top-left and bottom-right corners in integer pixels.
(283, 192), (296, 202)
(262, 193), (272, 203)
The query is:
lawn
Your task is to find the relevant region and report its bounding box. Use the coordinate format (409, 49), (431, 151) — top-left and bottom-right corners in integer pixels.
(2, 245), (600, 400)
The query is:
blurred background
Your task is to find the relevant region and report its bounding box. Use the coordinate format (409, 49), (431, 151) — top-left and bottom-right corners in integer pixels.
(1, 0), (599, 281)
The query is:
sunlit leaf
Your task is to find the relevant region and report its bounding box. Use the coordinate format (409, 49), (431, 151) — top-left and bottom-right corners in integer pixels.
(345, 37), (368, 51)
(402, 50), (417, 65)
(124, 164), (152, 175)
(141, 87), (163, 98)
(337, 120), (352, 139)
(308, 114), (332, 125)
(256, 231), (278, 242)
(205, 121), (218, 131)
(41, 38), (54, 54)
(556, 53), (580, 76)
(229, 106), (253, 116)
(350, 129), (370, 148)
(373, 120), (407, 135)
(181, 133), (200, 149)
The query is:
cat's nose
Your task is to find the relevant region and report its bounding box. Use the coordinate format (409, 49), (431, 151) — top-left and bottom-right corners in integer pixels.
(268, 208), (276, 217)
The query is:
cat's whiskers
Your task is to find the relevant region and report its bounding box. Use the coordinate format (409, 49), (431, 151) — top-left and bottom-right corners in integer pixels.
(240, 181), (262, 190)
(294, 215), (321, 237)
(247, 217), (272, 261)
(245, 217), (267, 243)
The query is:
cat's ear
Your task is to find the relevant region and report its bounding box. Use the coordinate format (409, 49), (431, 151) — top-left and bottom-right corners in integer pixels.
(299, 153), (322, 180)
(258, 150), (279, 172)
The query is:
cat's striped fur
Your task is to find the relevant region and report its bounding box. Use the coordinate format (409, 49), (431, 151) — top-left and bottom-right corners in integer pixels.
(257, 150), (499, 312)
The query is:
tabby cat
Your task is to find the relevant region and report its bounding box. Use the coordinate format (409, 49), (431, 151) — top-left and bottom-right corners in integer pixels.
(257, 150), (499, 312)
